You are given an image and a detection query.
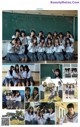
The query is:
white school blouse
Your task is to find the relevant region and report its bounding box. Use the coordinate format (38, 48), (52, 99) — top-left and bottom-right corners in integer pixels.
(58, 85), (62, 91)
(20, 37), (28, 45)
(22, 71), (27, 79)
(5, 71), (13, 79)
(66, 45), (74, 53)
(46, 46), (54, 53)
(13, 70), (20, 78)
(6, 96), (10, 100)
(15, 96), (21, 102)
(39, 85), (45, 92)
(54, 45), (65, 52)
(43, 113), (49, 120)
(38, 117), (46, 124)
(26, 70), (32, 79)
(28, 43), (37, 53)
(37, 45), (46, 52)
(49, 112), (55, 121)
(17, 45), (25, 54)
(7, 43), (15, 53)
(25, 111), (30, 121)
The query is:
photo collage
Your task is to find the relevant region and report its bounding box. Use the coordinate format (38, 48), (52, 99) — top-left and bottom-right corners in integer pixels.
(1, 10), (78, 126)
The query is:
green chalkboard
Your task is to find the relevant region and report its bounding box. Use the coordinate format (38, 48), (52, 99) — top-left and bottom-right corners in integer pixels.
(40, 64), (62, 79)
(2, 12), (74, 40)
(75, 17), (78, 41)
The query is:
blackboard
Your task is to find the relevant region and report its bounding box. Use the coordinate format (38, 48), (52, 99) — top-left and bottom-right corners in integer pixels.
(3, 12), (74, 40)
(40, 64), (62, 79)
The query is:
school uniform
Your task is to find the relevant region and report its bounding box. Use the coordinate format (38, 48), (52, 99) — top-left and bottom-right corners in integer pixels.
(69, 88), (72, 95)
(71, 87), (75, 95)
(39, 85), (45, 99)
(54, 45), (65, 60)
(12, 70), (20, 86)
(29, 114), (34, 124)
(27, 43), (37, 61)
(58, 85), (62, 98)
(6, 43), (19, 62)
(65, 87), (68, 95)
(32, 113), (38, 124)
(37, 45), (46, 61)
(59, 112), (78, 124)
(15, 96), (21, 109)
(25, 111), (30, 124)
(48, 112), (55, 124)
(49, 89), (55, 99)
(20, 37), (28, 54)
(43, 113), (49, 120)
(6, 96), (11, 108)
(38, 117), (46, 124)
(46, 46), (55, 60)
(16, 45), (27, 61)
(65, 44), (74, 60)
(3, 71), (13, 86)
(10, 97), (16, 109)
(26, 70), (34, 84)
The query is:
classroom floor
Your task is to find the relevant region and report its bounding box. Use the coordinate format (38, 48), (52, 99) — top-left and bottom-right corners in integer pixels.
(3, 60), (78, 63)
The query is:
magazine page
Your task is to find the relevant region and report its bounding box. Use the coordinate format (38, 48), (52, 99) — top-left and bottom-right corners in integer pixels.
(0, 0), (80, 127)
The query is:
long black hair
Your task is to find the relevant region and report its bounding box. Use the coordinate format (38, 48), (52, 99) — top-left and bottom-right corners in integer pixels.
(25, 65), (30, 73)
(15, 64), (19, 73)
(9, 66), (14, 76)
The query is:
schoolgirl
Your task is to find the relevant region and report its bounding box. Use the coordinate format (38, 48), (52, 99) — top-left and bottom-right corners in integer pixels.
(58, 81), (62, 99)
(27, 30), (36, 45)
(27, 37), (37, 62)
(59, 32), (65, 46)
(48, 108), (55, 124)
(12, 64), (20, 86)
(25, 87), (31, 101)
(68, 85), (72, 99)
(65, 31), (74, 43)
(28, 87), (39, 102)
(25, 65), (34, 86)
(45, 32), (53, 43)
(71, 85), (75, 98)
(12, 29), (20, 39)
(6, 38), (19, 62)
(16, 38), (27, 62)
(37, 31), (44, 44)
(37, 111), (46, 124)
(54, 38), (65, 60)
(46, 38), (55, 60)
(25, 109), (30, 124)
(52, 68), (62, 79)
(49, 88), (55, 100)
(37, 37), (46, 61)
(65, 85), (69, 99)
(15, 91), (21, 109)
(6, 93), (11, 109)
(65, 38), (74, 60)
(2, 66), (14, 86)
(19, 65), (25, 86)
(10, 93), (16, 109)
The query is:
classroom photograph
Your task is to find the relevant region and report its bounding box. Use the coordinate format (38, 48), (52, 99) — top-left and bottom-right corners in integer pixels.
(2, 64), (40, 86)
(40, 64), (62, 82)
(62, 78), (78, 101)
(40, 79), (63, 102)
(55, 102), (78, 125)
(63, 63), (78, 78)
(2, 87), (25, 109)
(2, 10), (78, 63)
(25, 102), (55, 125)
(2, 110), (24, 125)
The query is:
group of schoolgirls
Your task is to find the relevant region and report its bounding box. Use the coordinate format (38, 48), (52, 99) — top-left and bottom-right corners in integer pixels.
(6, 29), (75, 62)
(25, 106), (55, 125)
(65, 84), (75, 99)
(2, 64), (34, 86)
(25, 87), (39, 102)
(4, 91), (21, 109)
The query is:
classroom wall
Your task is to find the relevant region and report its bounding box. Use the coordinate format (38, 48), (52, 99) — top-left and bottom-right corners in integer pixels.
(3, 12), (74, 40)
